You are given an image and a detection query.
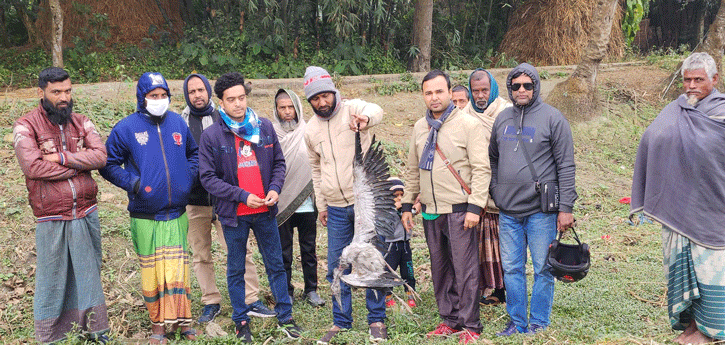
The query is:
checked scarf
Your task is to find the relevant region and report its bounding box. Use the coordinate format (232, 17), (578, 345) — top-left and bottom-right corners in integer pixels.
(419, 102), (455, 171)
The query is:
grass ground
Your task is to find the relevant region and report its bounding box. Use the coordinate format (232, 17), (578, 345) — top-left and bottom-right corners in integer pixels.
(0, 63), (681, 344)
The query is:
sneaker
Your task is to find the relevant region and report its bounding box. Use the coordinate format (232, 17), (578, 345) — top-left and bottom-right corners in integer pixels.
(459, 329), (480, 344)
(278, 319), (302, 339)
(369, 322), (388, 342)
(235, 321), (253, 343)
(248, 300), (276, 318)
(385, 294), (396, 307)
(306, 291), (326, 307)
(406, 291), (416, 308)
(198, 303), (221, 323)
(527, 324), (546, 334)
(496, 321), (524, 337)
(89, 334), (111, 344)
(426, 323), (457, 338)
(317, 326), (342, 345)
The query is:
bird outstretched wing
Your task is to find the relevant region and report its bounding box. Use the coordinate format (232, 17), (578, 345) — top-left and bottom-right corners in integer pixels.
(352, 130), (398, 244)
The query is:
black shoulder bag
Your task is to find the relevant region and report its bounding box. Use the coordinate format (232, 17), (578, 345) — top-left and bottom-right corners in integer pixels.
(516, 123), (559, 213)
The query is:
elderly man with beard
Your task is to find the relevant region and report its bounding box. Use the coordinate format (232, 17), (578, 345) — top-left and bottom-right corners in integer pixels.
(631, 52), (725, 345)
(13, 67), (109, 344)
(272, 89), (325, 307)
(461, 69), (512, 307)
(302, 66), (388, 344)
(101, 72), (198, 343)
(180, 73), (275, 324)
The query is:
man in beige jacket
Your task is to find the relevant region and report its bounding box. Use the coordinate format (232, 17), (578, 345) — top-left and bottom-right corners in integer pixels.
(302, 66), (388, 344)
(461, 69), (512, 307)
(401, 70), (491, 344)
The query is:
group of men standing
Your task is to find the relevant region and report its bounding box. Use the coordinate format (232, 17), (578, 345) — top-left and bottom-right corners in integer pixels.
(22, 52), (724, 345)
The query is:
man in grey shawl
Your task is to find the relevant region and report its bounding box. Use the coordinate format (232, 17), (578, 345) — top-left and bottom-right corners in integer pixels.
(631, 52), (725, 345)
(272, 89), (325, 307)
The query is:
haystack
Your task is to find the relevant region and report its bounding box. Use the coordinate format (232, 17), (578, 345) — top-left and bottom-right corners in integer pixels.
(41, 0), (184, 47)
(498, 0), (625, 66)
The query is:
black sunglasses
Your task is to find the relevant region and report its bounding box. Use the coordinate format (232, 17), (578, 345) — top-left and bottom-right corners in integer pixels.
(512, 83), (534, 91)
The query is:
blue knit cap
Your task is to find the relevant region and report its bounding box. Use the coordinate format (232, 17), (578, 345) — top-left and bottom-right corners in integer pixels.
(136, 72), (171, 111)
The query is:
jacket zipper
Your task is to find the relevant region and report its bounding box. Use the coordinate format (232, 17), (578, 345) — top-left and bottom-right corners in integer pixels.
(157, 124), (173, 220)
(60, 124), (78, 218)
(328, 120), (349, 205)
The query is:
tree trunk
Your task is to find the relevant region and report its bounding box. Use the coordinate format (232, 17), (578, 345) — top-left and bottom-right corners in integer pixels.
(408, 0), (432, 72)
(49, 0), (63, 67)
(662, 0), (725, 99)
(0, 6), (10, 47)
(15, 3), (42, 47)
(546, 0), (618, 121)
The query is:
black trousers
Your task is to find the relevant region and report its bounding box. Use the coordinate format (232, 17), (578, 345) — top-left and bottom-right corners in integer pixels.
(278, 211), (318, 296)
(384, 240), (416, 292)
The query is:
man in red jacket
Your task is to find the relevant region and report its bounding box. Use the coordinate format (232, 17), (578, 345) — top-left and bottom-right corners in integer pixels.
(13, 67), (110, 344)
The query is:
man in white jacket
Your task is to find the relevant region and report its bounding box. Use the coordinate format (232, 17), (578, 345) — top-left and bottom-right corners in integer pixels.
(302, 66), (388, 344)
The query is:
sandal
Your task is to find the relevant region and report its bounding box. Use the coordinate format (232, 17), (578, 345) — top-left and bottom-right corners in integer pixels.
(317, 326), (343, 344)
(149, 333), (168, 344)
(180, 328), (197, 340)
(480, 295), (502, 306)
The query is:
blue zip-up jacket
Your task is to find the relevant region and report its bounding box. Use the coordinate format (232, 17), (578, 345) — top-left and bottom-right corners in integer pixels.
(199, 116), (286, 227)
(100, 111), (199, 220)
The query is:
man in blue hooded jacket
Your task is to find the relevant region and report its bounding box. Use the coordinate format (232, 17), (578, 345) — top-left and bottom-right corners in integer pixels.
(101, 72), (199, 343)
(489, 63), (577, 336)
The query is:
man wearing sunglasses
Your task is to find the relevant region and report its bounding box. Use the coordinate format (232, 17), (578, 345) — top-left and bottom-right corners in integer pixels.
(489, 63), (577, 337)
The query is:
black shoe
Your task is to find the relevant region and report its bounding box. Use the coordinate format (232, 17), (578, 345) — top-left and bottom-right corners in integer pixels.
(198, 303), (221, 323)
(248, 300), (276, 318)
(305, 291), (326, 307)
(278, 319), (303, 339)
(236, 321), (253, 343)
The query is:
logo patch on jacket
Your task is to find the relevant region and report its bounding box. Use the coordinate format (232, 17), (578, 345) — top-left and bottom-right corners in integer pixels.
(135, 131), (149, 145)
(173, 132), (182, 146)
(502, 125), (535, 143)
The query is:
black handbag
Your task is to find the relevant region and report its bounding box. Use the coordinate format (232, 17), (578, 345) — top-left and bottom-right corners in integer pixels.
(516, 124), (559, 213)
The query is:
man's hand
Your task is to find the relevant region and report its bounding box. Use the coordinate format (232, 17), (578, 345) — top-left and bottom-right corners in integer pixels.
(42, 153), (61, 163)
(557, 212), (575, 232)
(264, 190), (279, 206)
(349, 114), (370, 132)
(318, 211), (328, 227)
(246, 194), (266, 209)
(464, 212), (480, 229)
(402, 211), (414, 232)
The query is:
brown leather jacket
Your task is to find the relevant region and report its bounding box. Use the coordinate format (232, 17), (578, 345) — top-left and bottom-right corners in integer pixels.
(13, 103), (107, 221)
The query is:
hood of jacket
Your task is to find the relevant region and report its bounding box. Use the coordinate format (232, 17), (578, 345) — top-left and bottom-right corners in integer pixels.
(506, 63), (542, 111)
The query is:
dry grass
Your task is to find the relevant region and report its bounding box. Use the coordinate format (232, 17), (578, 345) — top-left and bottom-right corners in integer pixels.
(499, 0), (625, 66)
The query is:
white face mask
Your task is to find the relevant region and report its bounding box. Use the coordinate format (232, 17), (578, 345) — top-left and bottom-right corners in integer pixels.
(145, 97), (169, 116)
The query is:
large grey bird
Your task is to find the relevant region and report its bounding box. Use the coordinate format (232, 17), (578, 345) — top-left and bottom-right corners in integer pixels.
(330, 129), (405, 305)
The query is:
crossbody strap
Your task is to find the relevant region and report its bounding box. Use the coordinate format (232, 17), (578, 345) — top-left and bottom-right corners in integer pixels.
(516, 121), (540, 189)
(435, 144), (472, 195)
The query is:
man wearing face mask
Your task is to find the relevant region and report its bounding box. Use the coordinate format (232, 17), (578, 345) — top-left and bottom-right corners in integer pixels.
(14, 67), (110, 344)
(180, 73), (275, 324)
(461, 69), (511, 307)
(101, 72), (199, 343)
(302, 66), (388, 344)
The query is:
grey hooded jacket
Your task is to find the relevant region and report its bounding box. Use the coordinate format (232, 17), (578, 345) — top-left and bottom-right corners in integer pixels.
(489, 63), (577, 216)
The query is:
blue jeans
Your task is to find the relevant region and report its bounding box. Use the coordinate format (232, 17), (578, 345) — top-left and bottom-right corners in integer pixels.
(223, 212), (292, 323)
(498, 211), (558, 330)
(326, 205), (386, 328)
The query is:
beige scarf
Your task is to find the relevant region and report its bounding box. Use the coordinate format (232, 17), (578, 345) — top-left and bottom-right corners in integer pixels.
(272, 89), (314, 224)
